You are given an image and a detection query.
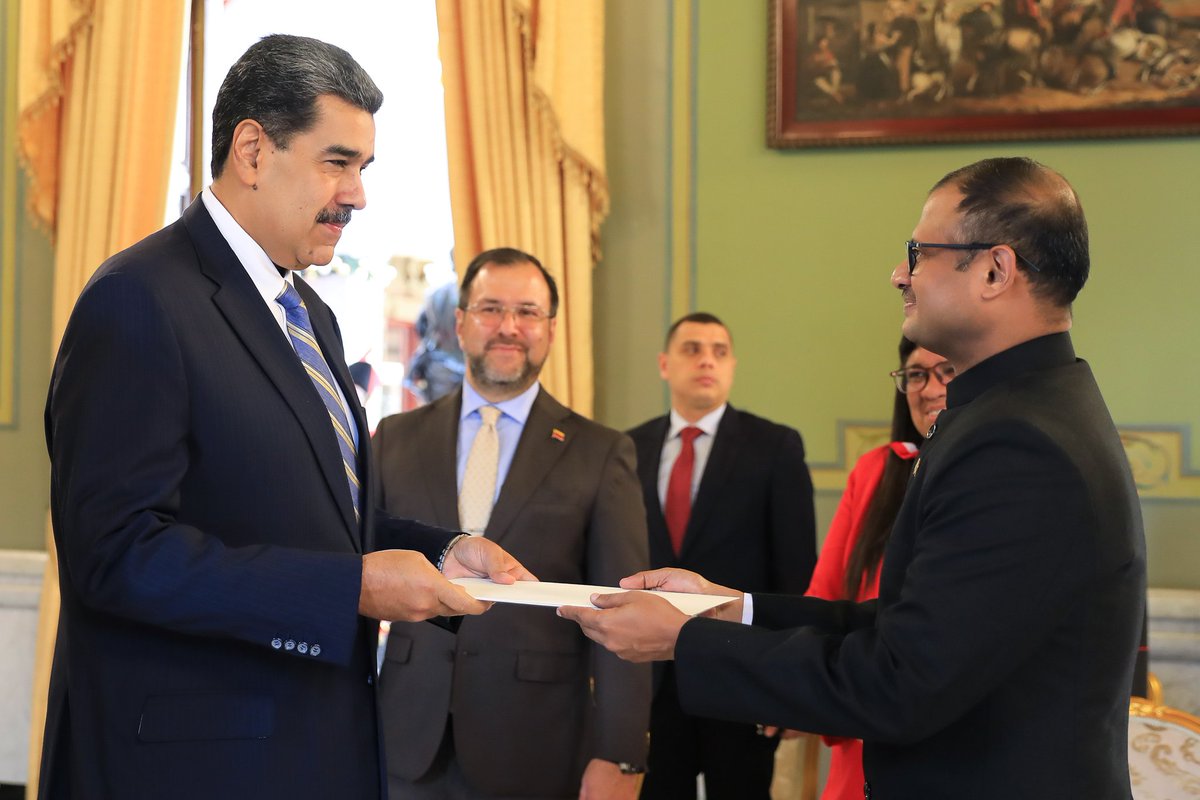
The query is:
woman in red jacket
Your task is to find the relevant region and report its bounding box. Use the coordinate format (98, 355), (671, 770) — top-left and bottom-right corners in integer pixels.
(804, 337), (953, 800)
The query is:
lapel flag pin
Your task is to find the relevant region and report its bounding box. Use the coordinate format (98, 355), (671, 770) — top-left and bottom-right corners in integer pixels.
(551, 428), (566, 442)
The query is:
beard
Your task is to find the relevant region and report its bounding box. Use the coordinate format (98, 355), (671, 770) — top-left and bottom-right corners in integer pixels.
(467, 337), (544, 393)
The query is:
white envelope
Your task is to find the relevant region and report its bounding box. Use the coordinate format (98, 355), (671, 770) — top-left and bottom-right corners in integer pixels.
(450, 577), (736, 617)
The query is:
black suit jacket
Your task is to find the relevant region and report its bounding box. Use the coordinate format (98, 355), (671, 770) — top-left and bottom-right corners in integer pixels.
(41, 199), (453, 799)
(373, 387), (651, 797)
(627, 405), (816, 595)
(675, 334), (1145, 799)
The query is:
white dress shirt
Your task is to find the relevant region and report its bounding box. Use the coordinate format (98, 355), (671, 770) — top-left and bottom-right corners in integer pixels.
(200, 188), (358, 448)
(656, 404), (728, 510)
(456, 380), (541, 501)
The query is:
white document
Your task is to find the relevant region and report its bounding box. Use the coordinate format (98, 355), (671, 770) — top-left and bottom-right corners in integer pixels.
(451, 577), (736, 617)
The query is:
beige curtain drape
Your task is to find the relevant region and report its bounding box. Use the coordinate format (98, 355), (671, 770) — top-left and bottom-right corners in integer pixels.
(436, 0), (608, 417)
(18, 0), (185, 794)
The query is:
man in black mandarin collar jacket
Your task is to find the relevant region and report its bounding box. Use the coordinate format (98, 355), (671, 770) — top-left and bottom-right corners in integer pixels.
(562, 157), (1145, 799)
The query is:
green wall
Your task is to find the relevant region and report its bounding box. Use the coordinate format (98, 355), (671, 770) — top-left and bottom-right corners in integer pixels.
(0, 3), (54, 551)
(1, 173), (54, 553)
(598, 1), (1200, 589)
(596, 0), (673, 430)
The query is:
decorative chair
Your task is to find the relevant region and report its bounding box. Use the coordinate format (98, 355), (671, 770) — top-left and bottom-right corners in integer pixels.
(1146, 671), (1165, 705)
(1128, 696), (1200, 799)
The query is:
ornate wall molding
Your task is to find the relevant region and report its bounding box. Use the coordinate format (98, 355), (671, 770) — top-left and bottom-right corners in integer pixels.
(812, 422), (1200, 501)
(1148, 588), (1200, 716)
(0, 549), (46, 783)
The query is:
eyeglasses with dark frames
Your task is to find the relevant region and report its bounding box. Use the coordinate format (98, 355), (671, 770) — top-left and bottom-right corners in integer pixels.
(905, 240), (1042, 277)
(890, 361), (956, 394)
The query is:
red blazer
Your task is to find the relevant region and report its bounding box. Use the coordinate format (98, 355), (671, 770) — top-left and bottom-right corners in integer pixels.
(805, 443), (916, 800)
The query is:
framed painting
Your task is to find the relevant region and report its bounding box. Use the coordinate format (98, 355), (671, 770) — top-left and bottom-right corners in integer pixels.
(767, 0), (1200, 147)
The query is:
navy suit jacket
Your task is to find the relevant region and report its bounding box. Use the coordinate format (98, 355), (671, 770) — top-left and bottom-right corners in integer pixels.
(674, 334), (1145, 799)
(41, 199), (453, 799)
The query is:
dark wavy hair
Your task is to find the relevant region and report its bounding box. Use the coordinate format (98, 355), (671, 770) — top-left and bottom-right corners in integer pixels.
(211, 34), (383, 178)
(842, 337), (924, 599)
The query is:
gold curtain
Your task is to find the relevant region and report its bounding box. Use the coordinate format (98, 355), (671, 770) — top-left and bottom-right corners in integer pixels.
(436, 0), (608, 416)
(18, 0), (186, 794)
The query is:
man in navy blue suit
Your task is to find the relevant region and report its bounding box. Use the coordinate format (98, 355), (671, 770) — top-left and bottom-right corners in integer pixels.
(41, 35), (529, 799)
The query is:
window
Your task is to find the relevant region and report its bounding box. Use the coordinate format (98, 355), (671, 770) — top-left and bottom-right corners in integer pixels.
(166, 0), (459, 429)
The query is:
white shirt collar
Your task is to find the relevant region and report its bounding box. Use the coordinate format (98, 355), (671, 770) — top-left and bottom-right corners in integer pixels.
(201, 187), (293, 303)
(668, 403), (727, 440)
(460, 379), (541, 426)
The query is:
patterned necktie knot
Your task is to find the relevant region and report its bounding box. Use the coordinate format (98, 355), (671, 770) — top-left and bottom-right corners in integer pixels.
(277, 282), (303, 312)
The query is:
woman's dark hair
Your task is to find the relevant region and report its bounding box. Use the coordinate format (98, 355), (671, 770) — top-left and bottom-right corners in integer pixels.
(842, 337), (924, 599)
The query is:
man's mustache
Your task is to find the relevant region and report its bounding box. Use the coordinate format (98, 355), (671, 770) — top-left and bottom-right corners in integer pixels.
(316, 206), (353, 226)
(486, 335), (527, 352)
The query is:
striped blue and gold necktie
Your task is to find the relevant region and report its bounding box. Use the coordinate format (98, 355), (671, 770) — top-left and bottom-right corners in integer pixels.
(276, 282), (361, 521)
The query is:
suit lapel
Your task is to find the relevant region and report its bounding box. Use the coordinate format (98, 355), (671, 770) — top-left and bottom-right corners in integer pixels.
(636, 417), (671, 547)
(681, 405), (741, 558)
(182, 200), (360, 549)
(420, 391), (464, 529)
(484, 388), (573, 545)
(297, 277), (367, 545)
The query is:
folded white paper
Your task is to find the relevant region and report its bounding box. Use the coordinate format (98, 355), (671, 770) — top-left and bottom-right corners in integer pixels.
(450, 577), (736, 617)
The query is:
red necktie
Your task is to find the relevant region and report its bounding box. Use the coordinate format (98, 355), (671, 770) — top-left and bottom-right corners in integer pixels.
(665, 427), (702, 556)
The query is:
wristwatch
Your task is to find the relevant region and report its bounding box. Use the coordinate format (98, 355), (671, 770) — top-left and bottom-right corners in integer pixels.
(617, 762), (646, 775)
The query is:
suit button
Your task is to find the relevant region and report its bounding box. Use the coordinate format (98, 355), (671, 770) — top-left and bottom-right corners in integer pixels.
(271, 638), (283, 650)
(367, 673), (375, 686)
(284, 639), (296, 651)
(297, 642), (309, 654)
(310, 644), (321, 656)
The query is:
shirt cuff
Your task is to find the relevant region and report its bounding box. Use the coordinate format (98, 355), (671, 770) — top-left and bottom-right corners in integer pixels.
(741, 592), (754, 625)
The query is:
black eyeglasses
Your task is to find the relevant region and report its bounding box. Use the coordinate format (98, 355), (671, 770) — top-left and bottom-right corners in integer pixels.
(905, 240), (1042, 276)
(890, 361), (956, 393)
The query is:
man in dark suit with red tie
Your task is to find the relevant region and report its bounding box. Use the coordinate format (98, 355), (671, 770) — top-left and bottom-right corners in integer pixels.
(626, 312), (817, 799)
(40, 35), (527, 800)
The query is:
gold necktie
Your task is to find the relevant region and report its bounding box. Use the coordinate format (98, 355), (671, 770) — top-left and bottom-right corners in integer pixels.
(459, 405), (501, 534)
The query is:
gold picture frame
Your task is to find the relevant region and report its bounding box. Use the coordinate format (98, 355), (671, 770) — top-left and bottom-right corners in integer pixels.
(768, 0), (1200, 148)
